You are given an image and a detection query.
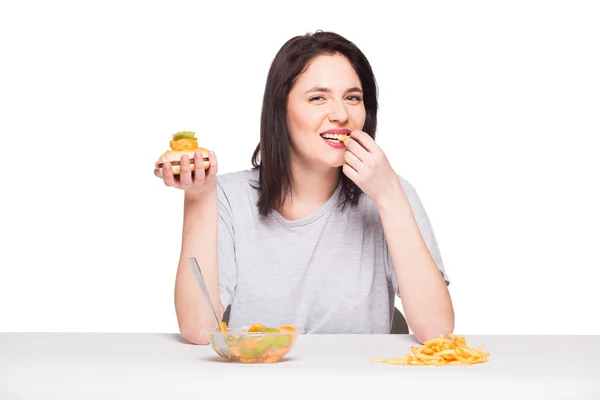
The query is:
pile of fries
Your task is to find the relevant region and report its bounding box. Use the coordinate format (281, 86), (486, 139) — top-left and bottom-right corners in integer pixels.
(371, 334), (490, 366)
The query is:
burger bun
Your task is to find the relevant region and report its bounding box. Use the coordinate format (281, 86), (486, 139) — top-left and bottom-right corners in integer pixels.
(156, 148), (210, 177)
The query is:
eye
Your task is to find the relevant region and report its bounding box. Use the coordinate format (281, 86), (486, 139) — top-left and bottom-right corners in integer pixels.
(309, 96), (325, 102)
(346, 95), (362, 102)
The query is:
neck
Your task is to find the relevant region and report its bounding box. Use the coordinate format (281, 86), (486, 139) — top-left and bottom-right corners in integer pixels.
(278, 159), (340, 221)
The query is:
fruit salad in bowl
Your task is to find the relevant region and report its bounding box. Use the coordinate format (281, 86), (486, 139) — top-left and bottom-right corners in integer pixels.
(204, 323), (300, 363)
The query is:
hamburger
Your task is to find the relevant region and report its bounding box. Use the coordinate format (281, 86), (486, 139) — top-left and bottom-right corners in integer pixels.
(156, 131), (210, 177)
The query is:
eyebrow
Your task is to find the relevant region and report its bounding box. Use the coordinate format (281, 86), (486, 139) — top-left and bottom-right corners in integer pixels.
(303, 86), (363, 95)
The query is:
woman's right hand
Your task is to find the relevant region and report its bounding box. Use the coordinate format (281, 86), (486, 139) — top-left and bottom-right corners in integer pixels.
(154, 150), (218, 199)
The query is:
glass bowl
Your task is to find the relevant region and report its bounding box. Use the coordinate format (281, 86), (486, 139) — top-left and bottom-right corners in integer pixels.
(203, 325), (300, 363)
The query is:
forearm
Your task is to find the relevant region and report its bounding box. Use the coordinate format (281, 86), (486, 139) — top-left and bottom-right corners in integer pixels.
(376, 183), (454, 343)
(174, 191), (221, 345)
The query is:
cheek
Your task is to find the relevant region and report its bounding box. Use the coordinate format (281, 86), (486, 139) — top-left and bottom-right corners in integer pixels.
(288, 110), (316, 150)
(350, 106), (367, 127)
(290, 107), (324, 135)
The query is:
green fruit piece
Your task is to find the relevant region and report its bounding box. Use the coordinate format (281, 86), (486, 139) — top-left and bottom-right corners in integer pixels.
(264, 327), (279, 333)
(255, 336), (276, 353)
(272, 334), (292, 349)
(172, 131), (196, 140)
(238, 347), (261, 358)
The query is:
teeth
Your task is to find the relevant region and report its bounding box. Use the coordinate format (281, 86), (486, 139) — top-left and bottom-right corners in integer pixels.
(322, 133), (350, 140)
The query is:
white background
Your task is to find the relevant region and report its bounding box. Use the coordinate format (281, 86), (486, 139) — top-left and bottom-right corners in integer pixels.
(0, 0), (598, 335)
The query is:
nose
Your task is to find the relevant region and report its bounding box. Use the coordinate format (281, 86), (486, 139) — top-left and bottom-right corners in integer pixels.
(328, 100), (349, 124)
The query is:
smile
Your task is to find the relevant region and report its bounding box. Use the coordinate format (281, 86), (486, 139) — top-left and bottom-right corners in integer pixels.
(319, 134), (348, 149)
(319, 129), (351, 142)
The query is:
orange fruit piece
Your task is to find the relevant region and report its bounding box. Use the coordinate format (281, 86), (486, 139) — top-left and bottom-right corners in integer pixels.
(219, 321), (227, 332)
(170, 138), (199, 151)
(278, 325), (296, 332)
(248, 323), (266, 332)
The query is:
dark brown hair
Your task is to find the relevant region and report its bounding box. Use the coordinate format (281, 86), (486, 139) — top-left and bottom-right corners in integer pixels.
(251, 31), (379, 216)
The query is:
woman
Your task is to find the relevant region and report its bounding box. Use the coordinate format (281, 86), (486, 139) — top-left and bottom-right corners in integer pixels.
(155, 31), (454, 345)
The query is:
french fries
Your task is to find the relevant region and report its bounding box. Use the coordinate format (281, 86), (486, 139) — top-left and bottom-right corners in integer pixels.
(371, 334), (490, 366)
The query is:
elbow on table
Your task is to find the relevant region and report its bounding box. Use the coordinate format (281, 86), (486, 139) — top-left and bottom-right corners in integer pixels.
(180, 328), (210, 345)
(413, 321), (455, 344)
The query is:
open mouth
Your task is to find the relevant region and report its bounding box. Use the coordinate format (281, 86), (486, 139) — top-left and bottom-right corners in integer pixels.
(319, 132), (350, 142)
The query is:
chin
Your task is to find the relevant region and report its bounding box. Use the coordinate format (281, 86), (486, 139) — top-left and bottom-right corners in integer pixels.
(323, 155), (345, 169)
(301, 147), (345, 170)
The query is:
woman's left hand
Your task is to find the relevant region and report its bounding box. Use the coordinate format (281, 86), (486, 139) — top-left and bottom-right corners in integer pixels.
(342, 130), (401, 206)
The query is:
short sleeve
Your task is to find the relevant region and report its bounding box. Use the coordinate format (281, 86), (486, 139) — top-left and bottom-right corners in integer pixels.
(217, 182), (237, 309)
(384, 176), (450, 297)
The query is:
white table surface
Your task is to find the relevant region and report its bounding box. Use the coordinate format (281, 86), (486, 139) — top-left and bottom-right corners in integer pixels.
(1, 333), (598, 399)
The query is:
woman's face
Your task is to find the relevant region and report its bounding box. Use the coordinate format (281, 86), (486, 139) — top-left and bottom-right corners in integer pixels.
(286, 53), (366, 170)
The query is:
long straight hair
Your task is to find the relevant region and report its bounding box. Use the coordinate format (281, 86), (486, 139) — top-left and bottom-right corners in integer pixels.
(251, 31), (379, 217)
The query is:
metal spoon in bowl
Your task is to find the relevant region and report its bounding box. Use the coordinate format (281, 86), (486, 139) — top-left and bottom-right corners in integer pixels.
(189, 257), (235, 360)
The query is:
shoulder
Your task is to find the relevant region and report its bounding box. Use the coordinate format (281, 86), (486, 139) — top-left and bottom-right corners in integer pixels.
(393, 174), (429, 215)
(216, 168), (259, 210)
(395, 175), (434, 228)
(217, 168), (259, 192)
(353, 174), (430, 228)
(398, 175), (418, 198)
(356, 174), (419, 210)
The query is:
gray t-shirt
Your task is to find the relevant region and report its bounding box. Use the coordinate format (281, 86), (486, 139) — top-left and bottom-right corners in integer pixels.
(216, 168), (448, 334)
